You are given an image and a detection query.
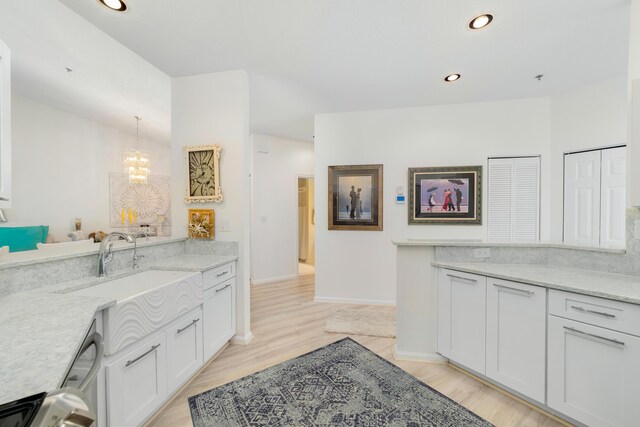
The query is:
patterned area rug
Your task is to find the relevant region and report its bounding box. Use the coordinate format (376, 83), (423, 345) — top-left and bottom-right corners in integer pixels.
(325, 309), (396, 338)
(189, 338), (493, 427)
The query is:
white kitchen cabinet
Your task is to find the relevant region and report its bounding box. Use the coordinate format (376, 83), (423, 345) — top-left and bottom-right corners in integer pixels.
(548, 315), (640, 427)
(437, 269), (487, 374)
(106, 332), (167, 427)
(486, 278), (546, 403)
(0, 37), (11, 209)
(166, 308), (203, 392)
(203, 277), (237, 361)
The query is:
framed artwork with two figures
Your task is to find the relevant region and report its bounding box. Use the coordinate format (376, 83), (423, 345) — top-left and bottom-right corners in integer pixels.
(328, 164), (383, 231)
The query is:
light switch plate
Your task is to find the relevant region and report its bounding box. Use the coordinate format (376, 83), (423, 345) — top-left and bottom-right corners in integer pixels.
(474, 248), (491, 258)
(219, 219), (231, 232)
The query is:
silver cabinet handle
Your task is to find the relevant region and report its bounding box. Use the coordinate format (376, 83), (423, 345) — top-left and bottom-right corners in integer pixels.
(0, 197), (9, 201)
(177, 318), (200, 334)
(215, 283), (232, 293)
(564, 326), (625, 347)
(78, 332), (104, 393)
(493, 283), (534, 296)
(570, 305), (616, 318)
(216, 270), (229, 278)
(126, 344), (161, 367)
(446, 273), (477, 284)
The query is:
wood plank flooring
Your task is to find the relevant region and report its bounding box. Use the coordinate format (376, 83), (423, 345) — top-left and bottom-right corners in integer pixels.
(146, 275), (565, 427)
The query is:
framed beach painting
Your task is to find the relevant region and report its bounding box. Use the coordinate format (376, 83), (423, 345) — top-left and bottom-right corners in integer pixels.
(408, 166), (482, 224)
(328, 164), (383, 231)
(184, 144), (223, 203)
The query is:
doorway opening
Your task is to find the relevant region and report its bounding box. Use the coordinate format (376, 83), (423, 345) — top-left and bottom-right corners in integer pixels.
(297, 177), (315, 276)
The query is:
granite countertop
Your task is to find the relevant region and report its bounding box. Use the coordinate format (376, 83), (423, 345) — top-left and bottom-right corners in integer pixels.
(0, 254), (237, 405)
(392, 239), (627, 254)
(433, 262), (640, 305)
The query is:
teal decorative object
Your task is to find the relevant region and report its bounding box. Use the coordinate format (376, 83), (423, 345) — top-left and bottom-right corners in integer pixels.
(0, 225), (49, 252)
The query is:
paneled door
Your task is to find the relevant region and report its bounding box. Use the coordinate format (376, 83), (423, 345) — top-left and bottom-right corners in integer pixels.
(600, 146), (626, 248)
(563, 150), (601, 246)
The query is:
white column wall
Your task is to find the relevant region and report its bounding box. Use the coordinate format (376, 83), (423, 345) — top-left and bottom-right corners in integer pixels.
(172, 70), (252, 341)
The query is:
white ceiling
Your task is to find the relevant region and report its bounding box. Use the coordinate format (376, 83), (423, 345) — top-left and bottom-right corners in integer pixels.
(0, 1), (171, 144)
(32, 1), (639, 142)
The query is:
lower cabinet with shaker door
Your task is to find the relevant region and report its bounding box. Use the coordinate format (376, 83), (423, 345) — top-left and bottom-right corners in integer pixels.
(203, 278), (237, 361)
(547, 315), (640, 427)
(437, 269), (487, 374)
(166, 308), (203, 392)
(106, 332), (167, 427)
(486, 278), (546, 403)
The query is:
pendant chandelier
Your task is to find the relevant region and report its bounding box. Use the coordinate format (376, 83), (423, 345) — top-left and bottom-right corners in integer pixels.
(123, 116), (151, 184)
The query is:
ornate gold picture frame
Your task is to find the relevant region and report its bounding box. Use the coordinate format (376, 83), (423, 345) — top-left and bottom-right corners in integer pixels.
(184, 144), (223, 203)
(188, 208), (215, 239)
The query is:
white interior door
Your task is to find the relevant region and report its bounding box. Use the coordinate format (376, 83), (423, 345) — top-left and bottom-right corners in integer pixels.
(564, 151), (601, 246)
(600, 147), (626, 248)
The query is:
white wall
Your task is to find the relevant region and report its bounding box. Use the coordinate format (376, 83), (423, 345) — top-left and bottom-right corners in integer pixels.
(250, 134), (314, 283)
(549, 76), (629, 240)
(628, 0), (640, 206)
(314, 97), (551, 304)
(172, 70), (252, 341)
(3, 94), (170, 241)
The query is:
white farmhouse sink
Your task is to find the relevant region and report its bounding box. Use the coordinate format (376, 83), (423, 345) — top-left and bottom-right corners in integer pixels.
(72, 270), (203, 355)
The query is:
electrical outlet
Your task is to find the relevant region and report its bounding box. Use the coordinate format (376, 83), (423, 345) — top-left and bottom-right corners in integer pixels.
(260, 216), (268, 223)
(474, 248), (491, 258)
(218, 219), (231, 232)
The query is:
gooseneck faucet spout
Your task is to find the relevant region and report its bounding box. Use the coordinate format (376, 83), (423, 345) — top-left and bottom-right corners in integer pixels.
(98, 232), (134, 277)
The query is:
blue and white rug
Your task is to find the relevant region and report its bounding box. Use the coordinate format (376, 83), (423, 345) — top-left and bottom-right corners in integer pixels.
(188, 338), (493, 426)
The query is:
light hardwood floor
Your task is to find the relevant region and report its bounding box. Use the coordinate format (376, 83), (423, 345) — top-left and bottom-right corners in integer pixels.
(147, 275), (565, 427)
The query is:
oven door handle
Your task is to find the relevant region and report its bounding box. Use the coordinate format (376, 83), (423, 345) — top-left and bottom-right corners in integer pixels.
(78, 332), (104, 393)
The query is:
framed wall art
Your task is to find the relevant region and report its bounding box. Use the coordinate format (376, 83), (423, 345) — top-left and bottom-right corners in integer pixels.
(187, 208), (215, 239)
(408, 166), (482, 225)
(328, 164), (383, 231)
(184, 144), (223, 203)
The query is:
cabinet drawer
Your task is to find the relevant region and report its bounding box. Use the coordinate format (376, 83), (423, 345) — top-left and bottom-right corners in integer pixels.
(203, 262), (236, 291)
(549, 290), (640, 337)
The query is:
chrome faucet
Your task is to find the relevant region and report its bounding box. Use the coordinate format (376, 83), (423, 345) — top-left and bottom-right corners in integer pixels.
(132, 230), (149, 270)
(98, 232), (134, 277)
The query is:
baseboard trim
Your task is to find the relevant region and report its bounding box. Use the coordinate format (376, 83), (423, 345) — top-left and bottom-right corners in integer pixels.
(314, 296), (396, 306)
(251, 274), (298, 285)
(393, 346), (448, 363)
(448, 362), (575, 427)
(231, 331), (255, 345)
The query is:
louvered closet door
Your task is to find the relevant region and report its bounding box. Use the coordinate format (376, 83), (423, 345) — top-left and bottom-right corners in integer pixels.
(488, 157), (540, 242)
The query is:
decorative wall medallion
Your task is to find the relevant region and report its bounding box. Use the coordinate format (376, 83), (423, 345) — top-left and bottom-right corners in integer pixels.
(109, 173), (171, 228)
(184, 144), (223, 203)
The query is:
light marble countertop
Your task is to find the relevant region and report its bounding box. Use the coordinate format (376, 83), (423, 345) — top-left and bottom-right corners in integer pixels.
(433, 262), (640, 305)
(0, 254), (237, 405)
(393, 239), (627, 254)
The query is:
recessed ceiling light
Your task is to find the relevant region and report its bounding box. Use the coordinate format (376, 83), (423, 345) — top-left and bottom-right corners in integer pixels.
(469, 14), (493, 30)
(99, 0), (127, 12)
(444, 74), (461, 82)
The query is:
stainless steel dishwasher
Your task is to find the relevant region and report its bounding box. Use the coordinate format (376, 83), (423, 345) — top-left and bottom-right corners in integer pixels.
(30, 320), (104, 427)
